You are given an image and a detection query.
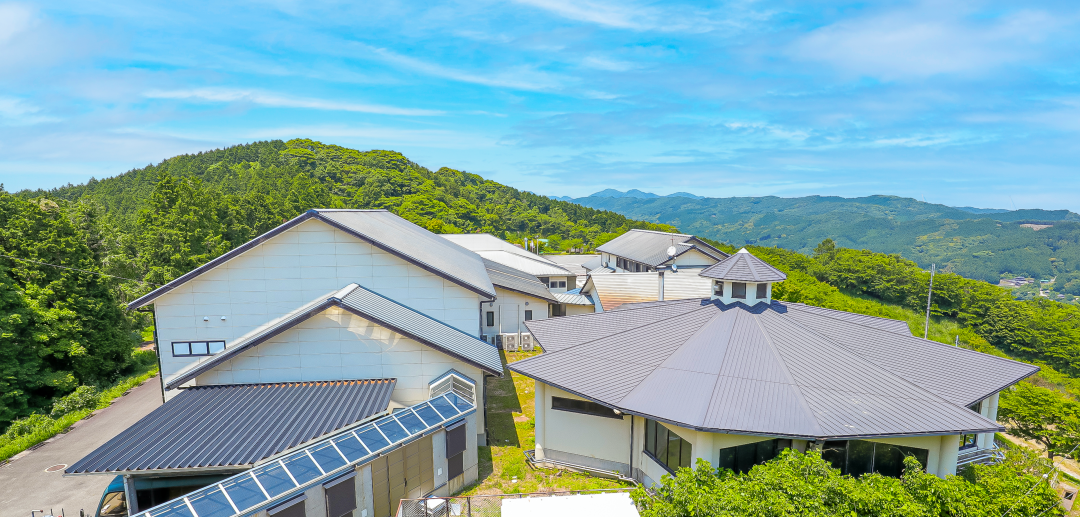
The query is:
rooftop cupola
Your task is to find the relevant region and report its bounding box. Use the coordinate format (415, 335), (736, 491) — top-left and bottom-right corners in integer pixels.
(699, 248), (787, 305)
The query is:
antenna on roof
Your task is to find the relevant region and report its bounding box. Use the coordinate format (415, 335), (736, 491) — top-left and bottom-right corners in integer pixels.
(667, 237), (676, 258)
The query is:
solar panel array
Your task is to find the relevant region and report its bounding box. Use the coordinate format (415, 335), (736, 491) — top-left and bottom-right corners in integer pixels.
(131, 392), (476, 517)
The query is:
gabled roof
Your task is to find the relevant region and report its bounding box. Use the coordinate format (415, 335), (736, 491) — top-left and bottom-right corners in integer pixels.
(483, 258), (559, 303)
(440, 234), (572, 277)
(67, 379), (395, 474)
(129, 210), (495, 309)
(580, 271), (712, 310)
(513, 299), (1037, 440)
(597, 229), (728, 267)
(699, 248), (787, 282)
(165, 284), (502, 389)
(553, 290), (594, 306)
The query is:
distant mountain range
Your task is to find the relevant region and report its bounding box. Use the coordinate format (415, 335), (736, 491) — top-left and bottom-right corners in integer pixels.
(560, 190), (1080, 283)
(548, 189), (702, 201)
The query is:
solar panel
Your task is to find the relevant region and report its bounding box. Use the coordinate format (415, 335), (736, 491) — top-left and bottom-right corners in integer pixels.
(129, 393), (476, 517)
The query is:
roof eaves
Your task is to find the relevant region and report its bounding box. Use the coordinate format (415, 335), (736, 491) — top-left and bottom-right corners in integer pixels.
(315, 212), (496, 300)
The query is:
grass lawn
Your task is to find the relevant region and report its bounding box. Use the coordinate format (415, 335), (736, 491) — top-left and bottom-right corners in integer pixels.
(459, 350), (634, 495)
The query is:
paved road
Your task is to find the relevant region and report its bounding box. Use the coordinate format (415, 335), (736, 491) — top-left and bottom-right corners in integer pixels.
(0, 377), (163, 517)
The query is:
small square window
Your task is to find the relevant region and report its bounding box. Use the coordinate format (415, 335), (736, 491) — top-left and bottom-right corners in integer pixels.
(550, 282), (558, 288)
(486, 311), (495, 327)
(172, 342), (191, 356)
(524, 310), (533, 321)
(558, 281), (566, 288)
(732, 282), (747, 299)
(713, 282), (723, 297)
(208, 341), (226, 354)
(756, 283), (768, 299)
(190, 342), (209, 355)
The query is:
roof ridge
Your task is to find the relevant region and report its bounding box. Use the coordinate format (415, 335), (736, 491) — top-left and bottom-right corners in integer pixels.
(625, 229), (692, 238)
(186, 378), (396, 389)
(748, 311), (824, 437)
(760, 307), (964, 411)
(781, 301), (1039, 387)
(517, 303), (718, 368)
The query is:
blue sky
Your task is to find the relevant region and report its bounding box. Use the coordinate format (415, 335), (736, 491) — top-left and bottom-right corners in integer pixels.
(2, 1), (1079, 210)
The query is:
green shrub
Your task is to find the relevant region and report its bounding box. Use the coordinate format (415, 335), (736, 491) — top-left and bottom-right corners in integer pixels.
(50, 385), (101, 418)
(132, 348), (158, 367)
(1, 414), (54, 440)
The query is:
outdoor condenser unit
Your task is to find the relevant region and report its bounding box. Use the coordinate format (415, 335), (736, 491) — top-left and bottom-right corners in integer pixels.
(502, 333), (519, 351)
(520, 333), (534, 351)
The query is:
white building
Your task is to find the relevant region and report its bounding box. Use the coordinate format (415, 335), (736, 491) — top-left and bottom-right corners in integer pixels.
(512, 249), (1036, 486)
(70, 210), (506, 517)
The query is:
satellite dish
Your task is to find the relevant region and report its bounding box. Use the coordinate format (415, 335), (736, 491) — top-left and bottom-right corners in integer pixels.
(672, 264), (679, 272)
(667, 245), (677, 257)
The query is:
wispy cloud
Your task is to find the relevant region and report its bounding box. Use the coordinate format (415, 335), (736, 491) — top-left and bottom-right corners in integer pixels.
(355, 44), (566, 92)
(791, 4), (1069, 80)
(0, 96), (59, 125)
(143, 88), (444, 116)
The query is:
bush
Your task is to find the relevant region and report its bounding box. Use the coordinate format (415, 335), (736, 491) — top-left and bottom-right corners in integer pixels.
(131, 348), (158, 367)
(50, 385), (101, 418)
(1, 414), (54, 440)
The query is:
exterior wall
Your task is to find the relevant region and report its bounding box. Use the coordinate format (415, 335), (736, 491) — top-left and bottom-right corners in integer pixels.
(669, 249), (719, 268)
(483, 288), (549, 338)
(534, 382), (961, 487)
(357, 464), (375, 517)
(191, 305), (487, 439)
(538, 385), (632, 475)
(447, 413), (480, 494)
(154, 218), (484, 383)
(564, 304), (595, 316)
(978, 392), (1000, 449)
(711, 281), (772, 305)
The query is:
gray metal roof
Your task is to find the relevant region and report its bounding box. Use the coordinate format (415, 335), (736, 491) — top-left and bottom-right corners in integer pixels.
(483, 258), (559, 303)
(597, 230), (728, 267)
(130, 210), (495, 309)
(514, 298), (1037, 440)
(553, 291), (594, 306)
(166, 284), (502, 389)
(440, 234), (572, 277)
(699, 248), (788, 282)
(66, 379), (395, 474)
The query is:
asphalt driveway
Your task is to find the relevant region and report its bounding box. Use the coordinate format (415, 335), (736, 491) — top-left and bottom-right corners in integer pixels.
(0, 377), (162, 517)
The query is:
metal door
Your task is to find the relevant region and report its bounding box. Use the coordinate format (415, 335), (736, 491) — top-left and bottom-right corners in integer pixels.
(499, 304), (520, 334)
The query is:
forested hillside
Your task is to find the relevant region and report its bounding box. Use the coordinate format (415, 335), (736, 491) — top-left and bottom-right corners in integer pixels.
(574, 194), (1080, 284)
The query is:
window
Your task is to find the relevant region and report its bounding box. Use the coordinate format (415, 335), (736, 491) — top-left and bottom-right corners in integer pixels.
(539, 277), (550, 284)
(756, 283), (768, 299)
(967, 401), (982, 413)
(713, 281), (724, 297)
(644, 419), (693, 474)
(718, 439), (792, 474)
(960, 433), (978, 450)
(486, 311), (495, 327)
(446, 421), (467, 480)
(821, 440), (929, 478)
(549, 303), (566, 317)
(552, 396), (622, 419)
(524, 310), (533, 321)
(172, 341), (226, 357)
(324, 474), (357, 517)
(732, 282), (747, 299)
(268, 496), (306, 517)
(558, 281), (566, 288)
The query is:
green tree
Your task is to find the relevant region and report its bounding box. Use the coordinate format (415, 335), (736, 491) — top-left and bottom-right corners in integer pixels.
(999, 383), (1080, 459)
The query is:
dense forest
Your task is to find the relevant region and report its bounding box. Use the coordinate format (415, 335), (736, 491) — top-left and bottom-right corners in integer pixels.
(574, 194), (1080, 284)
(0, 139), (673, 428)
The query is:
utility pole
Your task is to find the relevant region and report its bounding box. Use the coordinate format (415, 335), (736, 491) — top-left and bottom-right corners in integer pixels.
(924, 263), (936, 339)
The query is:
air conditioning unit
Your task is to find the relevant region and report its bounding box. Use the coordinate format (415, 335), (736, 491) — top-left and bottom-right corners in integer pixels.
(520, 333), (534, 352)
(502, 333), (519, 352)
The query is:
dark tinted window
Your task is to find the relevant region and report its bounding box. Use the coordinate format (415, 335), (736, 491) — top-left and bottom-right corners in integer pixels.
(486, 312), (494, 327)
(756, 283), (768, 299)
(816, 440), (929, 478)
(713, 282), (723, 296)
(644, 419), (692, 473)
(524, 310), (532, 321)
(718, 439), (792, 474)
(171, 341), (226, 357)
(325, 476), (356, 517)
(732, 282), (747, 299)
(551, 397), (621, 419)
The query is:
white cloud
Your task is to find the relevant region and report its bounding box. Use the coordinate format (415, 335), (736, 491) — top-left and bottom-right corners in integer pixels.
(580, 55), (638, 72)
(0, 3), (33, 45)
(509, 0), (749, 33)
(511, 0), (651, 30)
(0, 96), (59, 125)
(791, 5), (1066, 80)
(356, 44), (566, 91)
(143, 88), (444, 116)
